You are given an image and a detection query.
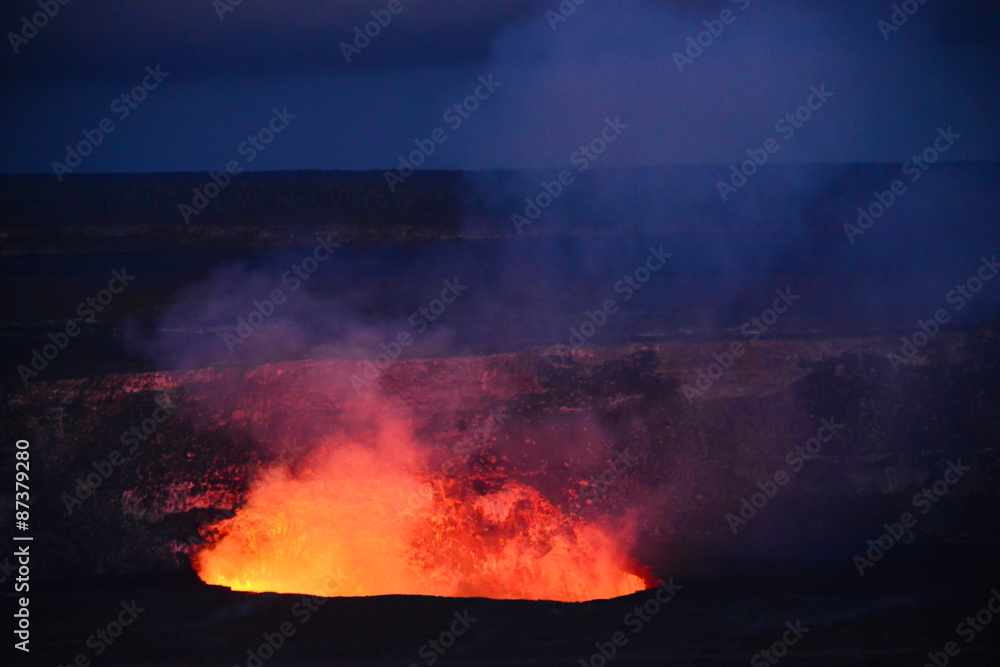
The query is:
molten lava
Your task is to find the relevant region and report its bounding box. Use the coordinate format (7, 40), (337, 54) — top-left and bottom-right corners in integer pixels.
(193, 433), (650, 602)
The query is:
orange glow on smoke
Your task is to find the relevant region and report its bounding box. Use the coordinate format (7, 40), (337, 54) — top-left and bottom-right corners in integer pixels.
(193, 426), (649, 601)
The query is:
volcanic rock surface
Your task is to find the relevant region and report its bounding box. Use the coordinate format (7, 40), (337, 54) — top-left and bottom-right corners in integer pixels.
(5, 332), (998, 582)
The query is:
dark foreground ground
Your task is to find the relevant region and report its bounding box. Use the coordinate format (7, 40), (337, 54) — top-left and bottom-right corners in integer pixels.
(24, 547), (1000, 666)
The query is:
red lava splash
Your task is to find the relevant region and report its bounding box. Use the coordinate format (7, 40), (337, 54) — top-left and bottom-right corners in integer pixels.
(193, 422), (650, 602)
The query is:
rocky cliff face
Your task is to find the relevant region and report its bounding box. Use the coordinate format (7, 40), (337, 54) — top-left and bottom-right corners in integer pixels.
(5, 331), (998, 581)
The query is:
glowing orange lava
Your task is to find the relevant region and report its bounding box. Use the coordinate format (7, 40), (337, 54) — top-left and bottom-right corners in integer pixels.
(193, 433), (650, 602)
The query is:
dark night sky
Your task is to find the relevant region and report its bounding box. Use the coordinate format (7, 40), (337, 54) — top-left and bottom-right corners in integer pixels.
(1, 0), (999, 174)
